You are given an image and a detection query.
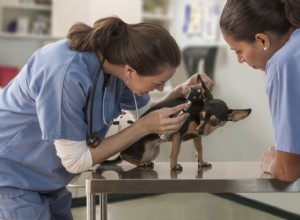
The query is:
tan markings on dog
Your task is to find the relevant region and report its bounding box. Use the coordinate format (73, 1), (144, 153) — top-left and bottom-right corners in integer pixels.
(192, 135), (210, 167)
(121, 139), (161, 167)
(198, 113), (227, 136)
(182, 121), (199, 141)
(140, 139), (161, 162)
(192, 135), (203, 164)
(170, 132), (183, 170)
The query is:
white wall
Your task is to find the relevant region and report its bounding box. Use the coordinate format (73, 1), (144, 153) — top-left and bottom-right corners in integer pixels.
(0, 37), (43, 67)
(52, 0), (141, 37)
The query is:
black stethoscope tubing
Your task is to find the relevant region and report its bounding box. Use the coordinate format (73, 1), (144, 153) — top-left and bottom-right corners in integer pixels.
(87, 58), (110, 148)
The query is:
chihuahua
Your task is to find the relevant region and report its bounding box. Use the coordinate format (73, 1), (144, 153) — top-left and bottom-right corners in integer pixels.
(103, 75), (251, 170)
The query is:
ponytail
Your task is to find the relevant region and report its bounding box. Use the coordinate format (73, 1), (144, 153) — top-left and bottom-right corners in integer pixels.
(67, 16), (127, 54)
(67, 22), (93, 51)
(67, 16), (180, 76)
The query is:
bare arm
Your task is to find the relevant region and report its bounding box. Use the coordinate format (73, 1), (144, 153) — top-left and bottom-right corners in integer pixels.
(261, 146), (300, 182)
(152, 73), (214, 106)
(89, 103), (189, 165)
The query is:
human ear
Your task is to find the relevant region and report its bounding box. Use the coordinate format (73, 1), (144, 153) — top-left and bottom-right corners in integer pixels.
(124, 65), (136, 79)
(255, 33), (270, 51)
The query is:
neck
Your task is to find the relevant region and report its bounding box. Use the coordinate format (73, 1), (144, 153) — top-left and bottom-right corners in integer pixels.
(103, 61), (126, 80)
(279, 27), (295, 47)
(95, 52), (126, 81)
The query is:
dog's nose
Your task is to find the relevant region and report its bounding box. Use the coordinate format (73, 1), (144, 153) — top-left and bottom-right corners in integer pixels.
(197, 128), (204, 135)
(197, 121), (207, 135)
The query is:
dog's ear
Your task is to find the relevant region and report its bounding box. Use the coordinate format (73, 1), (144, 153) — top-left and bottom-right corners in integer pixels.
(227, 109), (252, 122)
(197, 74), (213, 100)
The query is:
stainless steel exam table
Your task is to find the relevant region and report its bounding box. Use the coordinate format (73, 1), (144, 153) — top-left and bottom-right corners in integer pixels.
(68, 162), (300, 220)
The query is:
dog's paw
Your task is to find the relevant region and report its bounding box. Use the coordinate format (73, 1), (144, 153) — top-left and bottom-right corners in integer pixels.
(171, 164), (183, 171)
(198, 162), (212, 168)
(139, 161), (154, 168)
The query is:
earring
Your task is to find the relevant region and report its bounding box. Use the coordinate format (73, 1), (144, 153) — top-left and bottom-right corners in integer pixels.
(263, 47), (268, 51)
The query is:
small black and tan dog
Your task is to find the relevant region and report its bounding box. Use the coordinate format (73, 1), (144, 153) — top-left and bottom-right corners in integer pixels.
(104, 75), (251, 170)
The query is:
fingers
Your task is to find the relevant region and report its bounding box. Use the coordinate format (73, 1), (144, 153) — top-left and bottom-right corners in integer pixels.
(159, 113), (189, 135)
(158, 104), (189, 134)
(182, 73), (214, 97)
(200, 73), (214, 91)
(161, 103), (188, 117)
(142, 104), (189, 135)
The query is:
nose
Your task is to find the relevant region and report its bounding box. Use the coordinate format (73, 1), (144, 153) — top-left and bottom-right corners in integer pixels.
(237, 54), (245, 63)
(155, 83), (165, 92)
(197, 128), (204, 135)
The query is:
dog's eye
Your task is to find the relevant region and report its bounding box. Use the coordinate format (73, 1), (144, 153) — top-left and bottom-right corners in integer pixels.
(209, 119), (220, 126)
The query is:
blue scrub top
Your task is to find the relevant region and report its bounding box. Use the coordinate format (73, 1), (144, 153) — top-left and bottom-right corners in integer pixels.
(266, 28), (300, 155)
(0, 39), (150, 192)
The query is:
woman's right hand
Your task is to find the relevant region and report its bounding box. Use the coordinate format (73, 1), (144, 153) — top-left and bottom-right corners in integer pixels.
(138, 103), (189, 135)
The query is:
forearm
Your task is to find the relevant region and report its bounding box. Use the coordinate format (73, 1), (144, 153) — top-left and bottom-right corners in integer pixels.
(152, 73), (214, 106)
(269, 158), (300, 182)
(55, 121), (149, 173)
(89, 119), (149, 165)
(152, 85), (184, 106)
(263, 149), (300, 182)
(56, 103), (189, 172)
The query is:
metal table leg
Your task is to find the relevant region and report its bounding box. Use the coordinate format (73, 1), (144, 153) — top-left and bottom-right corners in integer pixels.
(100, 193), (108, 220)
(87, 192), (96, 220)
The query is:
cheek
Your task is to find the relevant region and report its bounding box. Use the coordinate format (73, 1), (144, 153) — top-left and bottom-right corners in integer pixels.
(243, 50), (256, 62)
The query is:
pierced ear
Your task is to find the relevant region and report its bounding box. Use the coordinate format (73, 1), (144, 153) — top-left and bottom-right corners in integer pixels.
(255, 33), (270, 50)
(227, 109), (252, 122)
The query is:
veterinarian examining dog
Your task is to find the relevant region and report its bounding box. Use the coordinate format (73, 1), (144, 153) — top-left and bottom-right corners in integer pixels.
(220, 0), (300, 182)
(0, 16), (213, 219)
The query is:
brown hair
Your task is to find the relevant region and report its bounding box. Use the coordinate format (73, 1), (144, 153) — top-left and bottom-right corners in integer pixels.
(219, 0), (300, 42)
(284, 0), (300, 27)
(67, 16), (181, 76)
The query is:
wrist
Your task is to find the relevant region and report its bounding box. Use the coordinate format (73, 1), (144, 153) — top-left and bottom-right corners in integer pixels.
(172, 84), (185, 99)
(132, 118), (150, 137)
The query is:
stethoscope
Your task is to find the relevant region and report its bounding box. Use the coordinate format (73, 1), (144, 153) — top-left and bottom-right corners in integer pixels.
(86, 59), (139, 148)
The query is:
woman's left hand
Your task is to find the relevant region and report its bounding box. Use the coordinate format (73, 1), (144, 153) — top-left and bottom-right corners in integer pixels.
(153, 72), (214, 106)
(260, 146), (276, 173)
(177, 72), (214, 99)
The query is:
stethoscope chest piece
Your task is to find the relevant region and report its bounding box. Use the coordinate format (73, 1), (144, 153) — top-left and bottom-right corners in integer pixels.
(86, 134), (101, 148)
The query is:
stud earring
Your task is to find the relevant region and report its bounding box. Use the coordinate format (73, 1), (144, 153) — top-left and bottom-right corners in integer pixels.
(263, 47), (268, 51)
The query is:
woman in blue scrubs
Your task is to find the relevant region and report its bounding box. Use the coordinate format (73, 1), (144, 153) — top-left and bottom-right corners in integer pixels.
(220, 0), (300, 181)
(0, 16), (213, 219)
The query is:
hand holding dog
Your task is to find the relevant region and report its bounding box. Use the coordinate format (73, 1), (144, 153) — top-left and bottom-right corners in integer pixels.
(139, 103), (189, 135)
(164, 73), (214, 102)
(181, 73), (214, 97)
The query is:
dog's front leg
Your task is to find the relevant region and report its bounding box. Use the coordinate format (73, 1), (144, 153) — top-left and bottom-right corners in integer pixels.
(193, 136), (212, 168)
(170, 132), (183, 170)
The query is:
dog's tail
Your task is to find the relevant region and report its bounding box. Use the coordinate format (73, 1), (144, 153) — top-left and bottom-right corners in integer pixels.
(101, 155), (123, 166)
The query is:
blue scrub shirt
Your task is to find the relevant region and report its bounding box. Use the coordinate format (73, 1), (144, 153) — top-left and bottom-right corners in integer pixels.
(266, 28), (300, 155)
(0, 39), (150, 192)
